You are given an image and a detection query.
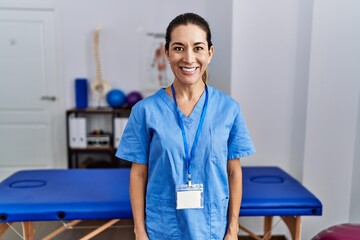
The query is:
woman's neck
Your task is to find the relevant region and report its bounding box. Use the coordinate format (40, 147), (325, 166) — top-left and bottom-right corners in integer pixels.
(167, 80), (206, 117)
(172, 80), (205, 102)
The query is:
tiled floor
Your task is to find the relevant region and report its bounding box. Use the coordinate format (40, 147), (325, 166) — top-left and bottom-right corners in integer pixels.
(2, 220), (135, 240)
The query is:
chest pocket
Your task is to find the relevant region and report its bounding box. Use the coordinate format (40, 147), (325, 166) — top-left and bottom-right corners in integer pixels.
(210, 125), (230, 165)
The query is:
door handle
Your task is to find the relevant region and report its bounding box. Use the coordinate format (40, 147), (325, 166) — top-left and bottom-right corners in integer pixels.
(41, 96), (56, 101)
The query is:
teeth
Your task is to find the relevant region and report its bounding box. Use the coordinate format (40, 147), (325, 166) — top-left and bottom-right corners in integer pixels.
(182, 67), (197, 72)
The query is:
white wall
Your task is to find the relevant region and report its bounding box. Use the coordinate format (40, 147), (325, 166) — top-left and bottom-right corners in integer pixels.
(231, 0), (360, 238)
(207, 0), (233, 94)
(231, 0), (302, 237)
(231, 0), (300, 175)
(302, 0), (360, 238)
(350, 84), (360, 222)
(55, 0), (209, 109)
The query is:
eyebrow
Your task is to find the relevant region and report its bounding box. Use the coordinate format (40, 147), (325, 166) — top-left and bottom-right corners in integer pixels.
(171, 42), (206, 46)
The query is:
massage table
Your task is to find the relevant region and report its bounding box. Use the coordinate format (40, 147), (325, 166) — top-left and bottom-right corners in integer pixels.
(240, 166), (322, 240)
(0, 166), (322, 239)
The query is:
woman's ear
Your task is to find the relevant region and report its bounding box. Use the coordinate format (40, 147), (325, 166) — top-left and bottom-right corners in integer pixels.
(208, 46), (214, 63)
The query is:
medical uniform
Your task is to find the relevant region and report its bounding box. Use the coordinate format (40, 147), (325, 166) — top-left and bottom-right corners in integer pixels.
(116, 85), (255, 240)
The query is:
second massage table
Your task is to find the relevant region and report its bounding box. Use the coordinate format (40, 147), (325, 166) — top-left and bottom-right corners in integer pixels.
(0, 166), (322, 239)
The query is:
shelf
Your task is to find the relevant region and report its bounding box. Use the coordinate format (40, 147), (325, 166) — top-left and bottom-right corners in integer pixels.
(66, 108), (131, 169)
(67, 107), (131, 114)
(69, 147), (116, 152)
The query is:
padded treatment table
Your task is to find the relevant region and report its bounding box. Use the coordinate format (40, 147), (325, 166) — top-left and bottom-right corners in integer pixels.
(0, 169), (132, 240)
(240, 166), (322, 240)
(0, 166), (322, 240)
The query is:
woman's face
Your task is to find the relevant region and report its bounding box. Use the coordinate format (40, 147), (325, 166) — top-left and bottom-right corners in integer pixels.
(166, 24), (214, 86)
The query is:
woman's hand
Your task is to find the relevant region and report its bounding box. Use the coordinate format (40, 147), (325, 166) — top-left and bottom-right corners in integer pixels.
(134, 231), (149, 240)
(223, 232), (238, 240)
(223, 222), (239, 240)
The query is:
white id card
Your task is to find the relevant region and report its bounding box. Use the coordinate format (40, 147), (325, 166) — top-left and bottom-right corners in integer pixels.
(176, 184), (204, 209)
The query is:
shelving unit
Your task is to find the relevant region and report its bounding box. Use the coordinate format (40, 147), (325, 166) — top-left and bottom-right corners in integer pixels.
(66, 108), (131, 168)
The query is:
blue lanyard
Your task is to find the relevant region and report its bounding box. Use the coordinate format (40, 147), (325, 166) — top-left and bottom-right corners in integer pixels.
(171, 84), (208, 185)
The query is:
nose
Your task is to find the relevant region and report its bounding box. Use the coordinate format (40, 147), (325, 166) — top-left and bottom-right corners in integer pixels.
(183, 49), (195, 63)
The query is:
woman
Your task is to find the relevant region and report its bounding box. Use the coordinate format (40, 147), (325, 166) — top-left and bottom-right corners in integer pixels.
(116, 13), (255, 240)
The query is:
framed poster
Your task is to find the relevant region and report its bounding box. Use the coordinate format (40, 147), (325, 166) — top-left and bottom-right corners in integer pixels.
(141, 32), (173, 91)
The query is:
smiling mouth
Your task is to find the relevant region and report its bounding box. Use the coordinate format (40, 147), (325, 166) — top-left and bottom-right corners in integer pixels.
(181, 67), (198, 72)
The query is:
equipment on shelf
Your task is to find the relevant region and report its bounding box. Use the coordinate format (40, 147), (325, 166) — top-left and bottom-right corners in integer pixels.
(106, 89), (126, 108)
(126, 91), (143, 107)
(87, 129), (111, 147)
(66, 108), (131, 168)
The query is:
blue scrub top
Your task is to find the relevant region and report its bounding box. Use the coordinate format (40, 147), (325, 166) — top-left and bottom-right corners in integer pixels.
(116, 85), (255, 240)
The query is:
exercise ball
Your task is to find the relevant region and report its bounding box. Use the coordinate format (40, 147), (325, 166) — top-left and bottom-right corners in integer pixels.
(126, 91), (143, 107)
(106, 89), (126, 108)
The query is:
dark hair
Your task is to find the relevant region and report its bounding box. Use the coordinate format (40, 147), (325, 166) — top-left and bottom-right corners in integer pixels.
(165, 13), (213, 83)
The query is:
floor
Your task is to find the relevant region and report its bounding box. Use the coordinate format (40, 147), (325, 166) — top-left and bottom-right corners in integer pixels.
(2, 220), (287, 240)
(1, 220), (135, 240)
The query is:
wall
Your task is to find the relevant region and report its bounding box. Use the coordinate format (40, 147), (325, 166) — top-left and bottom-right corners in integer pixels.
(207, 0), (233, 94)
(350, 84), (360, 222)
(231, 0), (360, 238)
(55, 0), (209, 109)
(302, 0), (360, 238)
(231, 0), (300, 176)
(231, 0), (302, 237)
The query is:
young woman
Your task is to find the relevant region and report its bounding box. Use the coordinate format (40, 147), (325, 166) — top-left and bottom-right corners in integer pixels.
(116, 13), (255, 240)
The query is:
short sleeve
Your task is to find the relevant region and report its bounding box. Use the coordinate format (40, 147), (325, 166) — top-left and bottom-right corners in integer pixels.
(115, 103), (150, 164)
(227, 104), (255, 160)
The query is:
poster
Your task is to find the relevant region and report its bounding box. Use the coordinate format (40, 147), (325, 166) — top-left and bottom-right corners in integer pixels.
(141, 32), (173, 91)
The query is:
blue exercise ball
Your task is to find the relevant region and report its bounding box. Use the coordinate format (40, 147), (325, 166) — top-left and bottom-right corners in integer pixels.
(106, 89), (126, 108)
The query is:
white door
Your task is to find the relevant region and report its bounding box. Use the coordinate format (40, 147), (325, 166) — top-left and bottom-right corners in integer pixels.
(0, 9), (63, 180)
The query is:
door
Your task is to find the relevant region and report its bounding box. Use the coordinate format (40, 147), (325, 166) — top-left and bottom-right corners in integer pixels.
(0, 9), (62, 180)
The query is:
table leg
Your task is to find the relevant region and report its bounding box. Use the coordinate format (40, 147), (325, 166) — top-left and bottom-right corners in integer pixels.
(22, 222), (35, 240)
(263, 216), (273, 240)
(0, 223), (10, 238)
(42, 220), (82, 240)
(281, 216), (301, 240)
(238, 224), (262, 240)
(79, 219), (120, 240)
(238, 215), (301, 240)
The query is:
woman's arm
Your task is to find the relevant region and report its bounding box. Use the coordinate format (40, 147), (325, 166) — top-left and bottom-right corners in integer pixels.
(224, 158), (242, 240)
(130, 162), (149, 240)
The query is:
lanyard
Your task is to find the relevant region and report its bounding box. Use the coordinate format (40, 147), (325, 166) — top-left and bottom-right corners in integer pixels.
(171, 84), (209, 186)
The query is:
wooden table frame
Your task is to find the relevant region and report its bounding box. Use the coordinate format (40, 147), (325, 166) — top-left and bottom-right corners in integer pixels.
(239, 216), (301, 240)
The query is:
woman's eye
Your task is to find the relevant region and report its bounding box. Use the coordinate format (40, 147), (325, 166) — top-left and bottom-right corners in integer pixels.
(195, 47), (204, 51)
(174, 47), (184, 51)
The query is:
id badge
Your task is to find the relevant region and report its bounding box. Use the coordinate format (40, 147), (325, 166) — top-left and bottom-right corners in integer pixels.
(176, 184), (204, 209)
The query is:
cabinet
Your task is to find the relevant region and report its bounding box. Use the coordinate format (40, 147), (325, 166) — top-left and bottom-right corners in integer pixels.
(66, 108), (131, 168)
